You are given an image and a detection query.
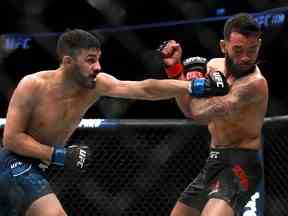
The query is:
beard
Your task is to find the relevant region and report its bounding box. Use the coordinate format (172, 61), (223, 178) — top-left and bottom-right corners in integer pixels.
(72, 64), (96, 89)
(225, 54), (256, 79)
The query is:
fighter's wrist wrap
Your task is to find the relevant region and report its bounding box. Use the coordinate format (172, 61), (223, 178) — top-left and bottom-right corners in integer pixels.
(166, 63), (183, 78)
(188, 78), (206, 97)
(52, 145), (65, 166)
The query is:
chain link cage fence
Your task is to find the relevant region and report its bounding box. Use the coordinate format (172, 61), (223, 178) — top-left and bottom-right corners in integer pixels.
(47, 120), (210, 216)
(1, 117), (287, 216)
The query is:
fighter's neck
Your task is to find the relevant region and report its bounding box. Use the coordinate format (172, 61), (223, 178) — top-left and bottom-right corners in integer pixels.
(55, 67), (85, 96)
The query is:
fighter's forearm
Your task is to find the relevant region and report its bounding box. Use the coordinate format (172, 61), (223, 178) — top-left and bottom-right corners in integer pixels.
(3, 132), (53, 162)
(140, 79), (190, 100)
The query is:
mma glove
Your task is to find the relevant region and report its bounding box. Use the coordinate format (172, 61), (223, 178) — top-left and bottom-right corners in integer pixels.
(188, 71), (229, 97)
(158, 41), (183, 78)
(51, 145), (90, 171)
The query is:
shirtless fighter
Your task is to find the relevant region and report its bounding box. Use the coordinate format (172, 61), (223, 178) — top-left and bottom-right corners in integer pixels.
(160, 13), (268, 216)
(0, 29), (228, 216)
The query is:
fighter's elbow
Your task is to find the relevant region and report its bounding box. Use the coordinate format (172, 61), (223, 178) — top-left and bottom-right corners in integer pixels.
(189, 109), (210, 124)
(183, 111), (193, 119)
(3, 138), (13, 151)
(179, 106), (193, 118)
(3, 133), (18, 151)
(190, 110), (203, 121)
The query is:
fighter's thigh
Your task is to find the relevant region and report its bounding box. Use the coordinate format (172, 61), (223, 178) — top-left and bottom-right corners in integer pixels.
(25, 193), (67, 216)
(170, 201), (201, 216)
(201, 198), (234, 216)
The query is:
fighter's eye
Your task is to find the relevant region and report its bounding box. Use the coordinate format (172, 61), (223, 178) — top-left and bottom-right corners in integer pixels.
(87, 59), (96, 64)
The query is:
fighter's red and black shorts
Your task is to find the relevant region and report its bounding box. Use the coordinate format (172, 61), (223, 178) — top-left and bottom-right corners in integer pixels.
(178, 148), (263, 214)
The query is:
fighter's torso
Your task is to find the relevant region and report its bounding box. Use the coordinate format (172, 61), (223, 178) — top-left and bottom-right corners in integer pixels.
(27, 71), (99, 146)
(208, 100), (266, 149)
(207, 58), (268, 149)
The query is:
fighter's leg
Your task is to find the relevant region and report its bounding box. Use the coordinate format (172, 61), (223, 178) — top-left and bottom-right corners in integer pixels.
(170, 201), (201, 216)
(201, 198), (234, 216)
(25, 193), (67, 216)
(170, 161), (211, 216)
(11, 161), (66, 216)
(170, 172), (207, 216)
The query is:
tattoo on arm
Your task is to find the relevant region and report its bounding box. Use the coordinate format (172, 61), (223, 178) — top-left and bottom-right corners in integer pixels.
(191, 77), (264, 122)
(230, 77), (265, 106)
(191, 97), (231, 121)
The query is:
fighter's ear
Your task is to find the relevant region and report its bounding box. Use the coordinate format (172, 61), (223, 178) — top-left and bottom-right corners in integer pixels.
(63, 55), (73, 65)
(219, 40), (226, 54)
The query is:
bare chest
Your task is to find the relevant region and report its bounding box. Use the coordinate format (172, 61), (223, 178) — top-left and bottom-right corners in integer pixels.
(28, 91), (93, 144)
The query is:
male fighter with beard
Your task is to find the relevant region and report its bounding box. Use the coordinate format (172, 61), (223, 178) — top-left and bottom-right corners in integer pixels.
(160, 13), (268, 216)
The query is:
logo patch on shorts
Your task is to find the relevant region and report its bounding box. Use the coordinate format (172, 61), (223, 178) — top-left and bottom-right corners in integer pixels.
(209, 151), (220, 159)
(9, 159), (32, 176)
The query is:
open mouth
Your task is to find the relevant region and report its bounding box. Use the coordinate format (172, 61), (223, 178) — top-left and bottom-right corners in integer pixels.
(90, 74), (97, 80)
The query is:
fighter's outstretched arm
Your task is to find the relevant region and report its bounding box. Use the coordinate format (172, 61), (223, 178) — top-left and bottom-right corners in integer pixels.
(95, 72), (191, 100)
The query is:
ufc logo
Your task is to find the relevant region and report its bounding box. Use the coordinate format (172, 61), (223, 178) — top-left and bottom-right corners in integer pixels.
(213, 72), (224, 88)
(10, 161), (22, 169)
(209, 151), (220, 159)
(77, 149), (87, 168)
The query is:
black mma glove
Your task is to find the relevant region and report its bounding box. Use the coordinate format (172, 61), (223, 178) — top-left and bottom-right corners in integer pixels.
(51, 145), (89, 170)
(182, 56), (207, 80)
(188, 71), (229, 97)
(157, 40), (169, 53)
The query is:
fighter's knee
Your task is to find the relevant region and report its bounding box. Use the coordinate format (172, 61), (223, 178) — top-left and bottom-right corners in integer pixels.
(26, 206), (67, 216)
(54, 209), (67, 216)
(57, 211), (68, 216)
(45, 208), (67, 216)
(170, 201), (200, 216)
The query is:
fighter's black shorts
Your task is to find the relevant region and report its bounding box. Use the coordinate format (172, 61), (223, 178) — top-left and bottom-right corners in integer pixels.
(0, 149), (53, 216)
(178, 148), (263, 214)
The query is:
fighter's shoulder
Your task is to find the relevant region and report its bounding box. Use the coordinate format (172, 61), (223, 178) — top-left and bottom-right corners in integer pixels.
(17, 70), (53, 90)
(206, 58), (225, 73)
(96, 72), (116, 81)
(207, 58), (225, 65)
(235, 67), (267, 94)
(250, 67), (267, 90)
(95, 72), (118, 88)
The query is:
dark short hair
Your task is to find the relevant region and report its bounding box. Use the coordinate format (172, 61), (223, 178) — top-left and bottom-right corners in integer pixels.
(223, 13), (261, 40)
(56, 29), (101, 61)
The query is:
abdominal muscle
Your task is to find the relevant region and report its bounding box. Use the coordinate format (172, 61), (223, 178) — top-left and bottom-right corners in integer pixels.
(208, 118), (262, 150)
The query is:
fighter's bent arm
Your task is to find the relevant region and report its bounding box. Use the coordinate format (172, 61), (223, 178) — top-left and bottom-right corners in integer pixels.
(174, 73), (194, 118)
(175, 94), (193, 118)
(95, 73), (190, 100)
(189, 75), (267, 123)
(3, 76), (54, 162)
